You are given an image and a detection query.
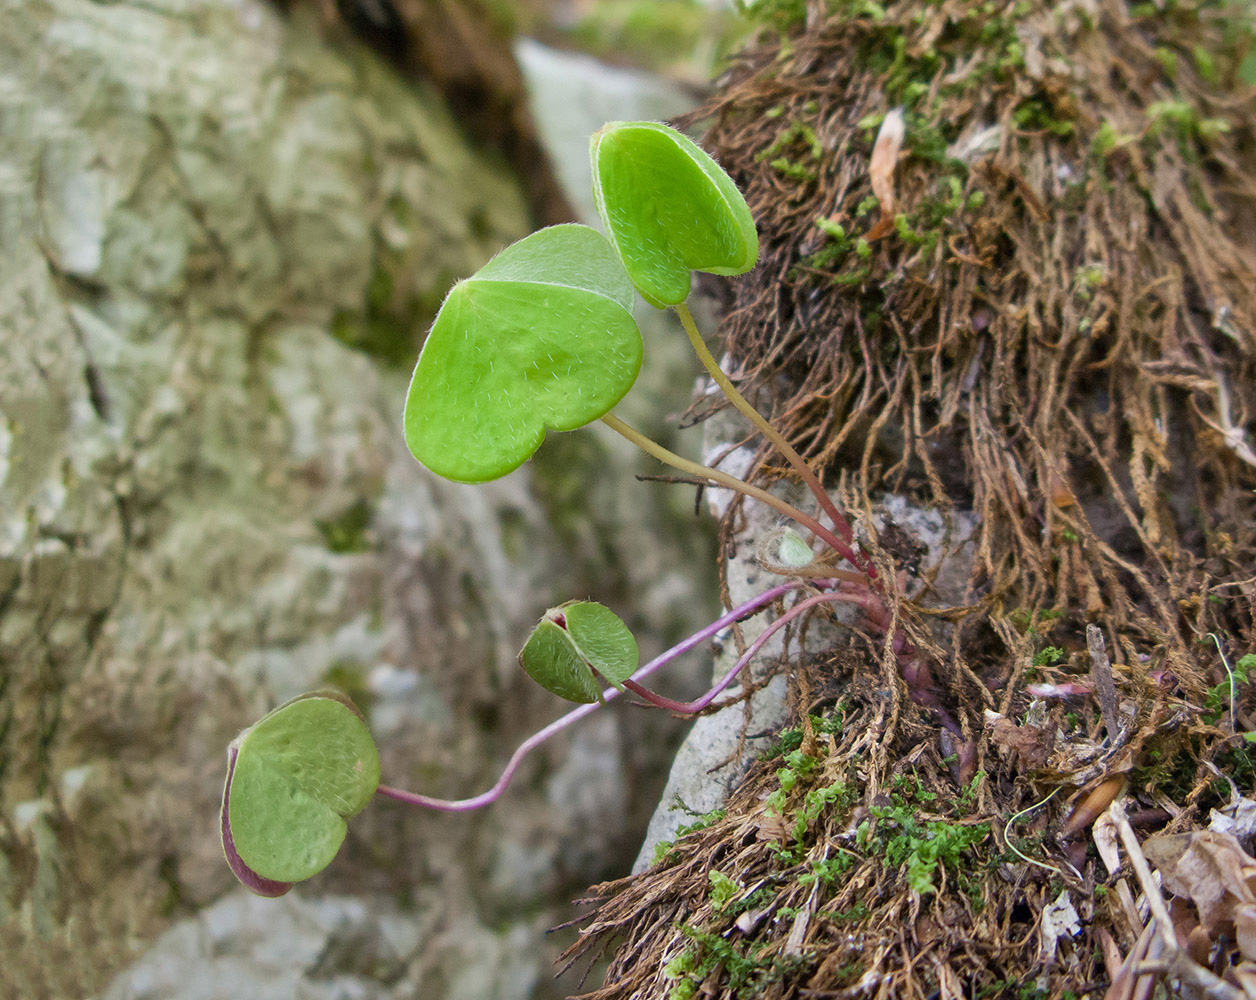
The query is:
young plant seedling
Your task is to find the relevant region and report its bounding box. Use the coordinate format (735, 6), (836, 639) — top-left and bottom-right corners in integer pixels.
(221, 120), (914, 897)
(519, 601), (639, 703)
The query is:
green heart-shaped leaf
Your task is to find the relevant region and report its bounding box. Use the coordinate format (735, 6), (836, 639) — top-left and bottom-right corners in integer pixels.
(518, 601), (639, 704)
(591, 121), (759, 307)
(403, 224), (643, 483)
(222, 691), (380, 890)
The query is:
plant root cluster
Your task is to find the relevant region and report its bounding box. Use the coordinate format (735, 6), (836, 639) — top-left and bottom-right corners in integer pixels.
(564, 665), (1094, 999)
(567, 0), (1256, 996)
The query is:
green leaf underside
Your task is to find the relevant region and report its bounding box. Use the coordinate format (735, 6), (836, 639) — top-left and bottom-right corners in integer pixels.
(592, 122), (758, 307)
(227, 696), (380, 884)
(564, 601), (639, 687)
(404, 225), (643, 483)
(519, 602), (639, 703)
(520, 620), (603, 703)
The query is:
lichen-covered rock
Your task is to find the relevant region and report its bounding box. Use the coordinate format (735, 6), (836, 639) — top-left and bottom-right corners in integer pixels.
(0, 4), (711, 997)
(104, 891), (435, 1000)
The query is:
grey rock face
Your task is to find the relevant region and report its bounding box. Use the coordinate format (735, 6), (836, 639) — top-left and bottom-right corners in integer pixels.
(105, 891), (434, 1000)
(1, 5), (710, 999)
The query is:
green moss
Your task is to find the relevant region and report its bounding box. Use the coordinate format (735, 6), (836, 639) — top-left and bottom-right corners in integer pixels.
(1192, 44), (1218, 83)
(758, 120), (822, 158)
(1008, 607), (1063, 635)
(665, 923), (811, 1000)
(1013, 95), (1075, 136)
(315, 498), (374, 553)
(764, 748), (820, 816)
(679, 807), (727, 836)
(755, 121), (824, 182)
(322, 660), (376, 719)
(815, 217), (846, 241)
(1136, 731), (1256, 813)
(1130, 741), (1198, 801)
(910, 174), (966, 230)
(707, 870), (741, 910)
(893, 213), (940, 254)
(796, 217), (852, 273)
(760, 710), (843, 761)
(1032, 645), (1066, 667)
(830, 899), (869, 925)
(757, 715), (858, 868)
(904, 112), (958, 165)
(653, 807), (727, 866)
(831, 264), (872, 286)
(856, 774), (990, 896)
(1071, 264), (1105, 302)
(1154, 45), (1179, 78)
(1091, 121), (1135, 159)
(796, 849), (855, 887)
(768, 156), (817, 181)
(1146, 99), (1231, 147)
(842, 0), (1038, 119)
(855, 194), (880, 217)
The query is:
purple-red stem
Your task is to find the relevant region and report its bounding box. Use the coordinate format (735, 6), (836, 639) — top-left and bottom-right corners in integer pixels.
(375, 579), (811, 813)
(620, 588), (863, 714)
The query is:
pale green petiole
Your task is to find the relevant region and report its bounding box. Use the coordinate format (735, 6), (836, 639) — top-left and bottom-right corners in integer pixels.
(600, 412), (863, 576)
(672, 301), (874, 579)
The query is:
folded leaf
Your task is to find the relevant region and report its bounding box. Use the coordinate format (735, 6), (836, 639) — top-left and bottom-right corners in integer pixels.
(591, 121), (758, 307)
(519, 602), (639, 703)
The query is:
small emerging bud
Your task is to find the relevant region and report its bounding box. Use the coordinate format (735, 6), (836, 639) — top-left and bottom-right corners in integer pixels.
(870, 108), (905, 220)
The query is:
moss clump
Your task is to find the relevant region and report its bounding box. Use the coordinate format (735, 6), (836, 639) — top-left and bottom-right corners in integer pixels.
(314, 498), (374, 554)
(754, 120), (823, 182)
(664, 923), (811, 1000)
(857, 774), (990, 897)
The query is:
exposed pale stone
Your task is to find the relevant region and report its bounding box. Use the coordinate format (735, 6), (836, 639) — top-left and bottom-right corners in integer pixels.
(1, 2), (712, 997)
